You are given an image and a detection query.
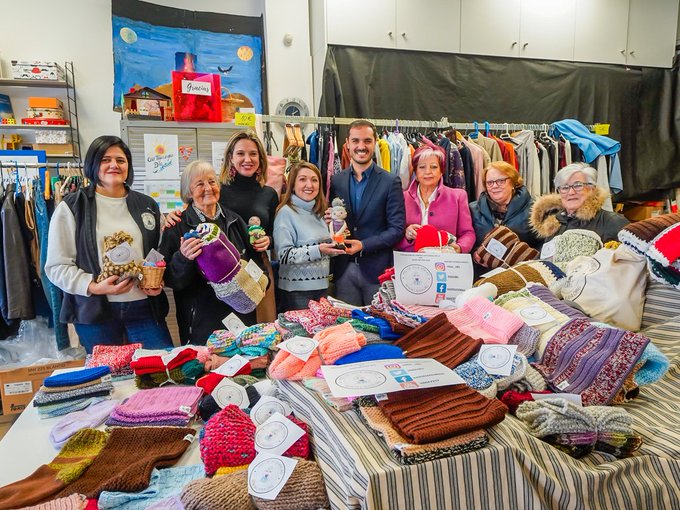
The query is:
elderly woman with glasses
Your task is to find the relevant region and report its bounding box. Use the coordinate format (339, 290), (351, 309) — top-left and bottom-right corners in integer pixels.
(159, 160), (265, 345)
(469, 161), (539, 250)
(530, 162), (628, 243)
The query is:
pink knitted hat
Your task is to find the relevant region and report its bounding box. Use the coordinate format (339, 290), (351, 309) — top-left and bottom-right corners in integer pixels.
(269, 322), (366, 380)
(200, 405), (309, 476)
(446, 296), (524, 344)
(111, 386), (203, 421)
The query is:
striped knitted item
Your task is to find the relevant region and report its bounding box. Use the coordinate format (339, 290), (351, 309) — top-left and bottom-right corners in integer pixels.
(526, 282), (588, 320)
(533, 319), (649, 406)
(474, 264), (545, 296)
(134, 359), (205, 389)
(377, 385), (507, 444)
(41, 378), (105, 394)
(474, 225), (539, 269)
(394, 313), (482, 369)
(34, 382), (114, 407)
(618, 213), (680, 254)
(647, 222), (680, 266)
(445, 297), (525, 344)
(0, 429), (108, 509)
(37, 397), (111, 420)
(130, 348), (198, 375)
(357, 401), (488, 464)
(508, 324), (540, 356)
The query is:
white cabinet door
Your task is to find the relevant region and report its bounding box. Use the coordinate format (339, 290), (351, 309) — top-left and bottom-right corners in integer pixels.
(573, 0), (629, 65)
(326, 0), (397, 49)
(460, 0), (521, 57)
(626, 0), (679, 68)
(519, 0), (576, 61)
(396, 0), (461, 52)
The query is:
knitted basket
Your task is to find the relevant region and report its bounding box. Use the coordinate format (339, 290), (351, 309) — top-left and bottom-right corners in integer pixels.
(139, 266), (165, 289)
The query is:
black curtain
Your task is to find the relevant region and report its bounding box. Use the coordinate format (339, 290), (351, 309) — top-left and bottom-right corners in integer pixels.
(320, 45), (680, 201)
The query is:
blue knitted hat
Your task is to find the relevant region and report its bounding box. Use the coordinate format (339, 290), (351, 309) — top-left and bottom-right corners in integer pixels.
(454, 356), (497, 398)
(43, 366), (111, 388)
(634, 342), (670, 386)
(333, 344), (405, 365)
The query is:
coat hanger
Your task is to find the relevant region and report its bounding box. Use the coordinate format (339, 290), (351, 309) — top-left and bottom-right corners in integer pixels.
(484, 121), (491, 137)
(469, 121), (479, 139)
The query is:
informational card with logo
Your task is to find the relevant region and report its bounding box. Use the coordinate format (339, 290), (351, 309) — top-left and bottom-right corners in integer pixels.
(276, 336), (319, 362)
(223, 312), (247, 335)
(213, 354), (249, 376)
(211, 378), (249, 409)
(254, 412), (305, 456)
(321, 358), (466, 398)
(248, 453), (298, 500)
(516, 305), (555, 326)
(477, 345), (518, 376)
(143, 133), (179, 179)
(393, 251), (473, 305)
(250, 396), (292, 426)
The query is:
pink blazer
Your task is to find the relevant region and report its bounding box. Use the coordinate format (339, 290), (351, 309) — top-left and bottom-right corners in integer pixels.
(395, 178), (476, 252)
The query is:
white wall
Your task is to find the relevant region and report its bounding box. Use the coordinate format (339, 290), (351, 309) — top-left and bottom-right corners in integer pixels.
(0, 0), (313, 153)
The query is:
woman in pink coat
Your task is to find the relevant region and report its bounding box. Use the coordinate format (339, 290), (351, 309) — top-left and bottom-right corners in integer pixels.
(395, 142), (476, 252)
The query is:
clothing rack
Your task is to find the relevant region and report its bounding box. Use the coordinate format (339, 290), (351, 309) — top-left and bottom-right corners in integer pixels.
(0, 161), (83, 169)
(260, 114), (601, 132)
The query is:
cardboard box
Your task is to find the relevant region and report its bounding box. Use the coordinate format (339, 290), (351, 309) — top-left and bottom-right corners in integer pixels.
(623, 202), (666, 222)
(32, 143), (74, 156)
(0, 359), (84, 416)
(11, 61), (65, 81)
(28, 97), (63, 109)
(25, 107), (64, 119)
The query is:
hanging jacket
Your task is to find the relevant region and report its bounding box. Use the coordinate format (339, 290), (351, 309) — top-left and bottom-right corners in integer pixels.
(53, 184), (168, 325)
(2, 184), (34, 320)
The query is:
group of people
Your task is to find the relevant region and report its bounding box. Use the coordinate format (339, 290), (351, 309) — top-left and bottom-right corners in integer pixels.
(44, 119), (630, 352)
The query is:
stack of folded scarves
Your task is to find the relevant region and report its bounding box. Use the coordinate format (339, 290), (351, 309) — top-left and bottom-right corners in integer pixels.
(85, 343), (142, 380)
(282, 297), (352, 335)
(516, 398), (642, 458)
(106, 386), (203, 427)
(131, 347), (204, 389)
(33, 367), (114, 419)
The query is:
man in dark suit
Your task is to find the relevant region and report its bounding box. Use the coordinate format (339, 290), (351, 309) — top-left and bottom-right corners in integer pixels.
(329, 119), (406, 305)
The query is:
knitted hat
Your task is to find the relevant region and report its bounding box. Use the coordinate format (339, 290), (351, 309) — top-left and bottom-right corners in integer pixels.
(377, 385), (508, 444)
(194, 222), (241, 284)
(0, 429), (107, 509)
(647, 221), (680, 266)
(109, 386), (203, 423)
(181, 469), (254, 510)
(236, 322), (281, 357)
(534, 318), (649, 406)
(500, 389), (550, 414)
(130, 348), (199, 375)
(454, 283), (498, 308)
(196, 365), (254, 394)
(252, 460), (330, 510)
(508, 324), (540, 356)
(453, 359), (498, 398)
(50, 399), (119, 449)
(200, 405), (309, 476)
(473, 226), (539, 269)
(87, 343), (141, 374)
(394, 313), (482, 369)
(552, 229), (603, 269)
(134, 359), (204, 389)
(414, 224), (456, 253)
(210, 259), (268, 314)
(334, 344), (405, 365)
(618, 213), (680, 254)
(43, 366), (111, 388)
(634, 342), (670, 386)
(445, 297), (525, 344)
(269, 322), (367, 380)
(56, 426), (196, 499)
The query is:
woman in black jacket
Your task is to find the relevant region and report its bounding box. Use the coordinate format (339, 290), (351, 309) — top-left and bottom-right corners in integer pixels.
(45, 136), (172, 353)
(159, 160), (265, 345)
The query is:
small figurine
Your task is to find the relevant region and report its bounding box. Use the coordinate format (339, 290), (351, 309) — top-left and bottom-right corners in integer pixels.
(329, 197), (349, 250)
(248, 216), (266, 245)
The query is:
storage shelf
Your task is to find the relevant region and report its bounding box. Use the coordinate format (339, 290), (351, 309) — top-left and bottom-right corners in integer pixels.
(0, 79), (67, 88)
(0, 124), (70, 130)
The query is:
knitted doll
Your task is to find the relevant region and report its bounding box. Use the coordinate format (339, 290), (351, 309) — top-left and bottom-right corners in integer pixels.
(247, 216), (266, 245)
(96, 231), (143, 283)
(329, 197), (349, 249)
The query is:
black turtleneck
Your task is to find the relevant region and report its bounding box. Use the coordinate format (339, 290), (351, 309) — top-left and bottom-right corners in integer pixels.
(219, 173), (279, 235)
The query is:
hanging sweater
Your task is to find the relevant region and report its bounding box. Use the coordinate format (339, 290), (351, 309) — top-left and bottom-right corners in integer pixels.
(274, 195), (331, 292)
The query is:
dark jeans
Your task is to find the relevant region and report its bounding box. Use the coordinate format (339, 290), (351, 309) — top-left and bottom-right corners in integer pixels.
(278, 288), (328, 313)
(334, 262), (379, 306)
(74, 299), (173, 354)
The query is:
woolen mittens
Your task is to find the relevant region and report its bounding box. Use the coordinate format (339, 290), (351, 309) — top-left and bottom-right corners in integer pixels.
(252, 459), (330, 510)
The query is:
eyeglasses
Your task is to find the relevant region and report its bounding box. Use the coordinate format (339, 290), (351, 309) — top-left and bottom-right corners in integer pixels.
(485, 177), (509, 188)
(556, 181), (593, 194)
(191, 179), (218, 191)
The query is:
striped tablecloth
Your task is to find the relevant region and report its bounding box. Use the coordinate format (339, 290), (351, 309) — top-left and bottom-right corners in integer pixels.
(278, 316), (680, 510)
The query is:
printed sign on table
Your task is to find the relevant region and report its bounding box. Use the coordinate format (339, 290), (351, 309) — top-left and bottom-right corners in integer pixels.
(321, 358), (466, 398)
(393, 251), (473, 305)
